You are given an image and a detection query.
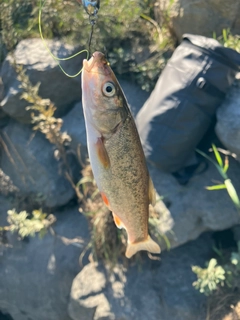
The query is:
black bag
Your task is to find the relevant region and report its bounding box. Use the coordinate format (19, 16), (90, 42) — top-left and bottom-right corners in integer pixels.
(136, 34), (240, 183)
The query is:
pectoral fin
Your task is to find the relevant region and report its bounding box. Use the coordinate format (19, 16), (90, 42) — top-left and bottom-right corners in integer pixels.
(125, 235), (161, 259)
(149, 177), (156, 206)
(112, 212), (124, 229)
(95, 137), (110, 168)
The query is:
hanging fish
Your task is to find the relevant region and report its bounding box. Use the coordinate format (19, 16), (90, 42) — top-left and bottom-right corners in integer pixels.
(81, 52), (161, 258)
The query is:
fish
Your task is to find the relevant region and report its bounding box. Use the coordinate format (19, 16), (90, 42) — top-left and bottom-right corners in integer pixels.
(81, 51), (161, 258)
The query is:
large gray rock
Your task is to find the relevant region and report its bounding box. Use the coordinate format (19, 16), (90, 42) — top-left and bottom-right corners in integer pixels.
(0, 205), (90, 320)
(150, 156), (240, 248)
(0, 119), (78, 208)
(216, 77), (240, 160)
(0, 39), (83, 123)
(68, 232), (212, 320)
(157, 0), (240, 42)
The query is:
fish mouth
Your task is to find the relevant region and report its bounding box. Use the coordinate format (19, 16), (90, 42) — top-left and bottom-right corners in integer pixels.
(83, 51), (111, 75)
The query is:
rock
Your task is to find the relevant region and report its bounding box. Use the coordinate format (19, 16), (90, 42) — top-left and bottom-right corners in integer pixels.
(157, 0), (240, 42)
(0, 77), (7, 119)
(62, 102), (88, 163)
(215, 77), (240, 160)
(0, 39), (84, 123)
(0, 195), (16, 227)
(0, 205), (90, 320)
(149, 155), (240, 249)
(68, 232), (212, 320)
(118, 77), (150, 117)
(0, 119), (79, 208)
(0, 77), (4, 102)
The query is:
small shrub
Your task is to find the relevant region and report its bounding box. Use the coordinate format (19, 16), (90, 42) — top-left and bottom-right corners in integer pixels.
(1, 208), (55, 239)
(192, 259), (226, 296)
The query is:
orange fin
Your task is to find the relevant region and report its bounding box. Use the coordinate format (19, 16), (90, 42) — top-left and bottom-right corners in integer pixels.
(149, 176), (156, 207)
(100, 192), (110, 209)
(112, 212), (124, 229)
(125, 235), (161, 259)
(95, 137), (110, 168)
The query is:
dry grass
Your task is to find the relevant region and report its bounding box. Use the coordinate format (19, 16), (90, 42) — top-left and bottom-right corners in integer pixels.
(206, 277), (240, 320)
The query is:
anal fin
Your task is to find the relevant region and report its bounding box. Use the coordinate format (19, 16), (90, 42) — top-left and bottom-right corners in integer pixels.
(125, 235), (161, 259)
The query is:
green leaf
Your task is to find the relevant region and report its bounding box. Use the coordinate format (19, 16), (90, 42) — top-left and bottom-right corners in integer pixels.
(206, 184), (226, 190)
(161, 233), (171, 251)
(196, 148), (227, 180)
(223, 28), (228, 42)
(76, 176), (93, 188)
(225, 179), (240, 209)
(223, 158), (229, 173)
(212, 144), (223, 168)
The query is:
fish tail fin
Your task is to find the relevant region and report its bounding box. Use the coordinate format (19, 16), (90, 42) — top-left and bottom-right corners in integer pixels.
(125, 235), (161, 259)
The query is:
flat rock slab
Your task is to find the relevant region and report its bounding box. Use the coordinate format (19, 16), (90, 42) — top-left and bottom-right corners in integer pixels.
(69, 232), (212, 320)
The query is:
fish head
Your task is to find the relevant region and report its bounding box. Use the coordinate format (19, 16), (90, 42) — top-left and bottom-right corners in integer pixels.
(82, 52), (128, 137)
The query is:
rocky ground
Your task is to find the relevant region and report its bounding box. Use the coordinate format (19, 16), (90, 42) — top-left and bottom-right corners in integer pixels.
(0, 33), (240, 320)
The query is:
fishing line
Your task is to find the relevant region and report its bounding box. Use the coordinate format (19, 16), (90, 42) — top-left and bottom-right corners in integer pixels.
(88, 22), (94, 56)
(38, 0), (89, 78)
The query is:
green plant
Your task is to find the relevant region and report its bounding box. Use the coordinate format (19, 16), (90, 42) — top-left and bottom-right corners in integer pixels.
(0, 0), (174, 91)
(214, 28), (240, 53)
(197, 144), (240, 210)
(0, 208), (55, 239)
(192, 242), (240, 298)
(192, 259), (226, 296)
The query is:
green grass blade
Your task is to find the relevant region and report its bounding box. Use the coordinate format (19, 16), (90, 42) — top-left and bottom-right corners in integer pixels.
(223, 158), (229, 173)
(212, 144), (223, 168)
(223, 29), (228, 42)
(196, 148), (228, 179)
(161, 233), (171, 251)
(196, 149), (218, 167)
(76, 176), (93, 188)
(206, 184), (226, 190)
(225, 179), (240, 209)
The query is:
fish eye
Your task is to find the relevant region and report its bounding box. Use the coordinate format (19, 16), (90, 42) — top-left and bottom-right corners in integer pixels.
(102, 82), (116, 97)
